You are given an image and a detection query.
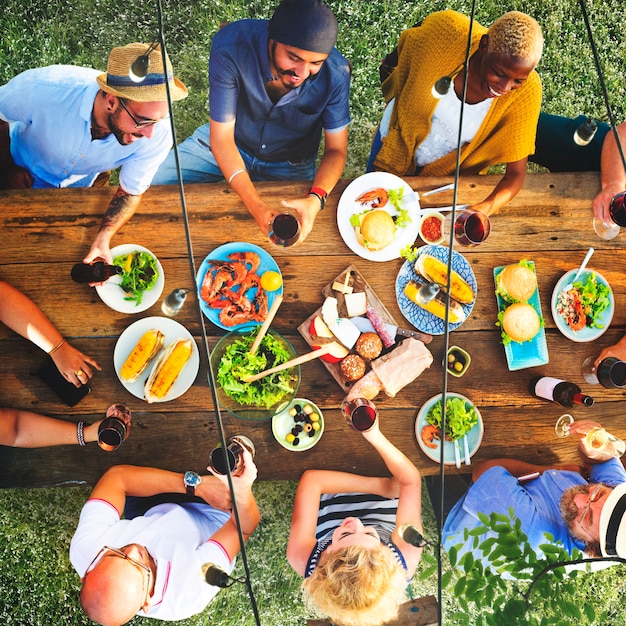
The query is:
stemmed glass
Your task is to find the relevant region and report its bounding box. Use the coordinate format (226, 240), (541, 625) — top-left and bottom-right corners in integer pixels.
(582, 356), (626, 388)
(593, 191), (626, 240)
(554, 414), (625, 459)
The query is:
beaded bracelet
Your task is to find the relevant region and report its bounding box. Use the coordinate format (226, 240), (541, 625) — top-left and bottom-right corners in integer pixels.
(77, 421), (86, 446)
(48, 338), (66, 355)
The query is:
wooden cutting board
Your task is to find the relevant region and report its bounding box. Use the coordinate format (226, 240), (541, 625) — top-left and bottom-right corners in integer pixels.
(297, 265), (400, 391)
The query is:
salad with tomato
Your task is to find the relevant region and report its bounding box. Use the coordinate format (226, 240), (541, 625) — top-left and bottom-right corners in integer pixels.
(555, 272), (611, 331)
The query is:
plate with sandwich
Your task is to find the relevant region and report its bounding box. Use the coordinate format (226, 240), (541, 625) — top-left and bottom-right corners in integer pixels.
(337, 172), (420, 262)
(114, 316), (199, 402)
(493, 260), (549, 370)
(395, 245), (476, 334)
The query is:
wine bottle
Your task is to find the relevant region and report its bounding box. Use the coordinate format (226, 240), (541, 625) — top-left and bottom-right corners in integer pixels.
(530, 376), (594, 407)
(71, 262), (122, 283)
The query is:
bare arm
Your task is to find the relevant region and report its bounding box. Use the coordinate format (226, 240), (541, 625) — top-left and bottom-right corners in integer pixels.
(469, 158), (527, 216)
(362, 425), (423, 575)
(84, 187), (142, 264)
(592, 122), (626, 224)
(0, 408), (103, 448)
(0, 119), (33, 189)
(281, 127), (348, 242)
(0, 280), (100, 385)
(210, 119), (273, 235)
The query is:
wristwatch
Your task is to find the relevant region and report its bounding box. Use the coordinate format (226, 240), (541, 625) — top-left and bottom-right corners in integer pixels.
(184, 471), (202, 496)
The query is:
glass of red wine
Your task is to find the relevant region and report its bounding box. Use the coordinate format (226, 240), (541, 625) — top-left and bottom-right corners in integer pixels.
(98, 404), (132, 451)
(593, 191), (626, 240)
(268, 212), (300, 247)
(582, 356), (626, 388)
(342, 398), (378, 432)
(454, 209), (491, 246)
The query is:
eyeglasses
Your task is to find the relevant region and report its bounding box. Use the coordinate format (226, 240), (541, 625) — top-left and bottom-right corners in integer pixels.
(85, 546), (153, 609)
(118, 99), (164, 129)
(577, 483), (604, 530)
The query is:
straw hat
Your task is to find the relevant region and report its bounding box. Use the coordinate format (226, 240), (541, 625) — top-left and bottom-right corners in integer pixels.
(599, 482), (626, 557)
(96, 42), (187, 102)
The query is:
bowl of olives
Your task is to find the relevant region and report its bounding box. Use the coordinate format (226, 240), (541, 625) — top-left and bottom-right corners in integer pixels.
(272, 398), (324, 451)
(446, 346), (471, 378)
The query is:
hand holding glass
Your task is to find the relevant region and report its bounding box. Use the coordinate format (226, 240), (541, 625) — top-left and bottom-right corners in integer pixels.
(342, 398), (378, 432)
(593, 191), (626, 240)
(554, 414), (625, 460)
(268, 213), (300, 247)
(98, 404), (131, 451)
(454, 209), (491, 246)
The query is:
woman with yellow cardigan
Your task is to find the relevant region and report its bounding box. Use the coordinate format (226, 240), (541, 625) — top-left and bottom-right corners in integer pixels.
(368, 10), (543, 216)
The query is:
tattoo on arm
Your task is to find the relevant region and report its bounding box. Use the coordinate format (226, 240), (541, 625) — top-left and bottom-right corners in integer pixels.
(99, 188), (142, 233)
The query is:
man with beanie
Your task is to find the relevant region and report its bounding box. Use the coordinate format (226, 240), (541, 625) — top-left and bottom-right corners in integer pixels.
(0, 44), (187, 265)
(153, 0), (351, 244)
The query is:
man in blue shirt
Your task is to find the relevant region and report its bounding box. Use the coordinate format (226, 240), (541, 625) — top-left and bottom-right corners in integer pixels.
(431, 420), (626, 562)
(0, 43), (187, 264)
(154, 0), (351, 244)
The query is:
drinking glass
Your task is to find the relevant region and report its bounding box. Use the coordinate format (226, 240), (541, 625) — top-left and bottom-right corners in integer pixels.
(98, 404), (132, 451)
(582, 356), (626, 388)
(342, 398), (378, 432)
(593, 191), (626, 240)
(268, 213), (300, 247)
(209, 435), (256, 476)
(554, 415), (625, 459)
(454, 209), (491, 246)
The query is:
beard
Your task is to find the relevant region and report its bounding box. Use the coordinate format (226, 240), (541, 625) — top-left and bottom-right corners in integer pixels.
(107, 110), (141, 146)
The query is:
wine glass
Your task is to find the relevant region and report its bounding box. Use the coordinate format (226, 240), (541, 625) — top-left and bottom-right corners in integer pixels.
(342, 398), (378, 432)
(582, 356), (626, 388)
(268, 212), (300, 247)
(593, 191), (626, 240)
(555, 413), (574, 438)
(454, 209), (491, 246)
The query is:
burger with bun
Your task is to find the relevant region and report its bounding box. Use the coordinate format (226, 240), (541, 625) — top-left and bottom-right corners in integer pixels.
(499, 302), (541, 344)
(496, 261), (537, 303)
(353, 210), (396, 251)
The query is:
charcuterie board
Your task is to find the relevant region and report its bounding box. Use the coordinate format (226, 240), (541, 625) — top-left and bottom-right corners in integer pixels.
(298, 265), (400, 391)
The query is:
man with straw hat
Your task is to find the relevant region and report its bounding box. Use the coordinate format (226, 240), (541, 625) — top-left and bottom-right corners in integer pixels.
(0, 43), (187, 264)
(153, 0), (351, 245)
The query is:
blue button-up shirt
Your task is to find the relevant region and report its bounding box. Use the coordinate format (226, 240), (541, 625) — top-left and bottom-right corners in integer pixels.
(209, 19), (351, 163)
(0, 65), (172, 194)
(443, 459), (626, 560)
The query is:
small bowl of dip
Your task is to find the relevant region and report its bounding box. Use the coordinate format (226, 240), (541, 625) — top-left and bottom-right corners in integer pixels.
(419, 211), (445, 245)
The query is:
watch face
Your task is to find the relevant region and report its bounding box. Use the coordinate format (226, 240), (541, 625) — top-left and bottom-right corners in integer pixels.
(184, 471), (201, 488)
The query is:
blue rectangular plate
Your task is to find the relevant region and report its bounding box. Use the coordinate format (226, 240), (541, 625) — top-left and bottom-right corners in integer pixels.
(493, 261), (549, 371)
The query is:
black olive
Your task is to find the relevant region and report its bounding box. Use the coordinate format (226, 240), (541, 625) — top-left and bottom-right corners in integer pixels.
(293, 438), (300, 445)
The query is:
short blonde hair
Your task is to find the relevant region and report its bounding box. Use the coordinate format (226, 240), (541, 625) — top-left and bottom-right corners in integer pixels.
(302, 544), (408, 626)
(487, 11), (544, 65)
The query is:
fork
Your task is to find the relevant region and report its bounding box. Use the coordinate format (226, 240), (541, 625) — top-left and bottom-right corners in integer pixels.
(562, 247), (594, 292)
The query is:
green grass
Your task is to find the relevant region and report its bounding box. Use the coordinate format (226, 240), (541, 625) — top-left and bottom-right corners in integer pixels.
(2, 0), (626, 624)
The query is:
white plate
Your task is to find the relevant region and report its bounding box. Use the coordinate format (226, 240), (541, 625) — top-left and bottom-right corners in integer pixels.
(272, 398), (324, 451)
(395, 245), (477, 334)
(551, 269), (614, 342)
(196, 242), (282, 331)
(337, 172), (420, 262)
(415, 393), (483, 465)
(96, 244), (164, 314)
(113, 316), (199, 402)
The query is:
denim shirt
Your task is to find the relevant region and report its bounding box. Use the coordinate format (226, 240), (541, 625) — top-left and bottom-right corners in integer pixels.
(208, 19), (351, 162)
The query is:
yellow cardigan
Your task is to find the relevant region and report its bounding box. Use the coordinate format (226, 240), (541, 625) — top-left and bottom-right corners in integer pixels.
(374, 10), (542, 177)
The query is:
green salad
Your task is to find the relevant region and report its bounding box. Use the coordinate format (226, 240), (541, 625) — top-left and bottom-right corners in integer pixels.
(112, 251), (158, 305)
(349, 186), (411, 229)
(217, 330), (297, 409)
(572, 272), (611, 329)
(426, 396), (478, 441)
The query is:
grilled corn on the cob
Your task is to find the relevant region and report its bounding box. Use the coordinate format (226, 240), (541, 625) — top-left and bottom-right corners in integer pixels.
(144, 338), (193, 402)
(120, 329), (165, 382)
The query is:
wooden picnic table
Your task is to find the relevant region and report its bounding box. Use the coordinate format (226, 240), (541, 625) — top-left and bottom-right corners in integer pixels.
(1, 172), (625, 488)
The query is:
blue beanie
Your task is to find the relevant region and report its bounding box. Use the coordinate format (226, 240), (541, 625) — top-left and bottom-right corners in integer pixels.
(268, 0), (338, 55)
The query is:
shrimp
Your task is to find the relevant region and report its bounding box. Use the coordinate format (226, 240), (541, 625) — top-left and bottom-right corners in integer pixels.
(421, 425), (441, 449)
(228, 251), (261, 274)
(356, 187), (389, 208)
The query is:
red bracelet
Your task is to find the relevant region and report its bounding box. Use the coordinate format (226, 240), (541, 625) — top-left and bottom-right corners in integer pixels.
(308, 186), (328, 210)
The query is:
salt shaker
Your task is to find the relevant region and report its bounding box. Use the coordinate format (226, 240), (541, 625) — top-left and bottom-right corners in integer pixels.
(161, 288), (189, 317)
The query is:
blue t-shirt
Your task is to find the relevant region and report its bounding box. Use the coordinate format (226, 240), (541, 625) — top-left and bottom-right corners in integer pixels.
(208, 19), (351, 162)
(443, 460), (626, 560)
(0, 65), (172, 193)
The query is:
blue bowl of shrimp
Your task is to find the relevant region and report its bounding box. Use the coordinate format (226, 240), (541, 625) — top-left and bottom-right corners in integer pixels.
(210, 328), (300, 420)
